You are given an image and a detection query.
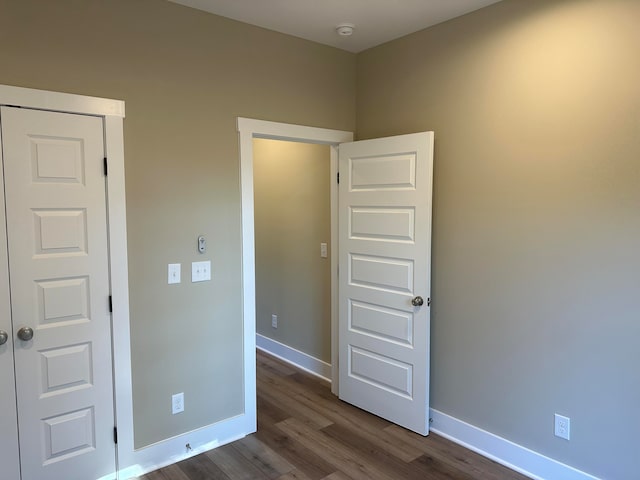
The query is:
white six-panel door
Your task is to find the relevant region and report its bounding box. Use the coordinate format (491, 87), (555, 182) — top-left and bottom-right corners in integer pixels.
(338, 132), (434, 435)
(1, 107), (116, 479)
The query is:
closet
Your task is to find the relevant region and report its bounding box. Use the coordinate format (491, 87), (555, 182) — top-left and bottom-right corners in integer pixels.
(0, 89), (123, 480)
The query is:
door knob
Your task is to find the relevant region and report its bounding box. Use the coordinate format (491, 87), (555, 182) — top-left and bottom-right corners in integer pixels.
(0, 330), (7, 345)
(17, 327), (34, 341)
(411, 296), (424, 307)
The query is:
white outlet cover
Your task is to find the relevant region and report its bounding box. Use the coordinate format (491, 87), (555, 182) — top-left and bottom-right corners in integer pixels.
(172, 392), (184, 414)
(554, 413), (570, 440)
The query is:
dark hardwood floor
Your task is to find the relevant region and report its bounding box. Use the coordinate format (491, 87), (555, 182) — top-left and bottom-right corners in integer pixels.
(139, 351), (529, 480)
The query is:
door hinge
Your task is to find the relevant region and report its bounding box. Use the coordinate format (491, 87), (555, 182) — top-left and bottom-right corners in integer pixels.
(109, 295), (113, 313)
(427, 297), (431, 307)
(337, 172), (340, 184)
(113, 426), (118, 444)
(103, 157), (108, 176)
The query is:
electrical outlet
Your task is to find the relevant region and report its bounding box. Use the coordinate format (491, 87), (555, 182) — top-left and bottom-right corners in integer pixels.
(554, 413), (570, 440)
(172, 392), (184, 414)
(271, 314), (278, 329)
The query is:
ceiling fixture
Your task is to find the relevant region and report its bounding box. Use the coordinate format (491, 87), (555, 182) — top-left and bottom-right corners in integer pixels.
(335, 23), (355, 37)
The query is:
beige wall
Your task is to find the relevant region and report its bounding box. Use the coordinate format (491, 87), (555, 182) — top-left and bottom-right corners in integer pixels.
(357, 1), (640, 478)
(2, 0), (637, 476)
(254, 139), (332, 362)
(0, 0), (355, 448)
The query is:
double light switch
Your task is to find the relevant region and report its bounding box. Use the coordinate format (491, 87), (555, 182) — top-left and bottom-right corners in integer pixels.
(191, 261), (211, 282)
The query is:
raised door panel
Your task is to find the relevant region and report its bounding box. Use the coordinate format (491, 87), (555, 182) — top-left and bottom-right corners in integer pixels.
(1, 106), (116, 480)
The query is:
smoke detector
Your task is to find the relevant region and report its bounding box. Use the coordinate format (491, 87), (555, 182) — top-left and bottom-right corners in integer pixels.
(336, 23), (355, 36)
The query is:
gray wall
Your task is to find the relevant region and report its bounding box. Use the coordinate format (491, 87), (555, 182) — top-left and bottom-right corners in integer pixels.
(0, 0), (355, 448)
(357, 1), (640, 478)
(254, 139), (332, 363)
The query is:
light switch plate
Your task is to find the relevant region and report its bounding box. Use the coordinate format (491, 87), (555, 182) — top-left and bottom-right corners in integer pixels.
(168, 263), (181, 284)
(192, 261), (211, 282)
(320, 242), (328, 258)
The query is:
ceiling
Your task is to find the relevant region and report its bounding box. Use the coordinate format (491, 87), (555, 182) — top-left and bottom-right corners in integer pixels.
(168, 0), (503, 53)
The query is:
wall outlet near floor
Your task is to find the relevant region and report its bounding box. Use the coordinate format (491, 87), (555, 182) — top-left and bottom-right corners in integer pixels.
(271, 314), (278, 329)
(172, 392), (184, 414)
(554, 413), (570, 440)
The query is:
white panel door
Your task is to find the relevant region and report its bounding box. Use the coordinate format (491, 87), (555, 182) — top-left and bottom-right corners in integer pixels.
(0, 118), (21, 480)
(338, 132), (433, 435)
(1, 107), (116, 480)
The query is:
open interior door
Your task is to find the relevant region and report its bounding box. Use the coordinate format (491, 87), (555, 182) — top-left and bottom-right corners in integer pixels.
(338, 132), (433, 435)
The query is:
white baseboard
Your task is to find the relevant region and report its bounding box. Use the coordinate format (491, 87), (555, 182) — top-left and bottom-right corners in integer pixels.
(429, 409), (600, 480)
(118, 413), (251, 479)
(256, 334), (332, 382)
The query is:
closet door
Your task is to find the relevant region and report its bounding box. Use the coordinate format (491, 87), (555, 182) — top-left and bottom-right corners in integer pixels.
(0, 116), (21, 480)
(1, 107), (116, 480)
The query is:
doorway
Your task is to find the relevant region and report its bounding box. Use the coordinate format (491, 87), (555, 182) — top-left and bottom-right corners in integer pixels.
(253, 139), (332, 377)
(237, 118), (353, 405)
(239, 118), (434, 437)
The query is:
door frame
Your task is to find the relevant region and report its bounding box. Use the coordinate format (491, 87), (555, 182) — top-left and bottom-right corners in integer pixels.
(237, 118), (353, 400)
(0, 84), (134, 477)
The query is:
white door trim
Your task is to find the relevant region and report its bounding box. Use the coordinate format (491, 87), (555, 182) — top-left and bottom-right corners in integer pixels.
(0, 84), (125, 117)
(0, 84), (135, 477)
(237, 118), (353, 397)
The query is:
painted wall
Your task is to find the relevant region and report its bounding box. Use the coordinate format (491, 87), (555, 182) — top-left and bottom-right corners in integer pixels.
(254, 139), (332, 363)
(357, 1), (640, 478)
(0, 0), (355, 448)
(2, 0), (637, 477)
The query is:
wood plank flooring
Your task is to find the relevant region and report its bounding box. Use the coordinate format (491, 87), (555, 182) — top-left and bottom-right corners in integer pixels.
(139, 351), (529, 480)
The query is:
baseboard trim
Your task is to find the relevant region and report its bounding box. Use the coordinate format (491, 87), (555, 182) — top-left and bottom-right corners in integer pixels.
(429, 409), (600, 480)
(256, 334), (332, 382)
(118, 413), (251, 479)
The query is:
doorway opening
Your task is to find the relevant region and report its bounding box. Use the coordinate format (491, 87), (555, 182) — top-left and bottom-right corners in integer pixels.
(253, 138), (332, 379)
(237, 118), (353, 414)
(239, 118), (434, 437)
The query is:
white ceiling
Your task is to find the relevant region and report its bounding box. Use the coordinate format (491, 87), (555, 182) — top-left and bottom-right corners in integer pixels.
(168, 0), (503, 53)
